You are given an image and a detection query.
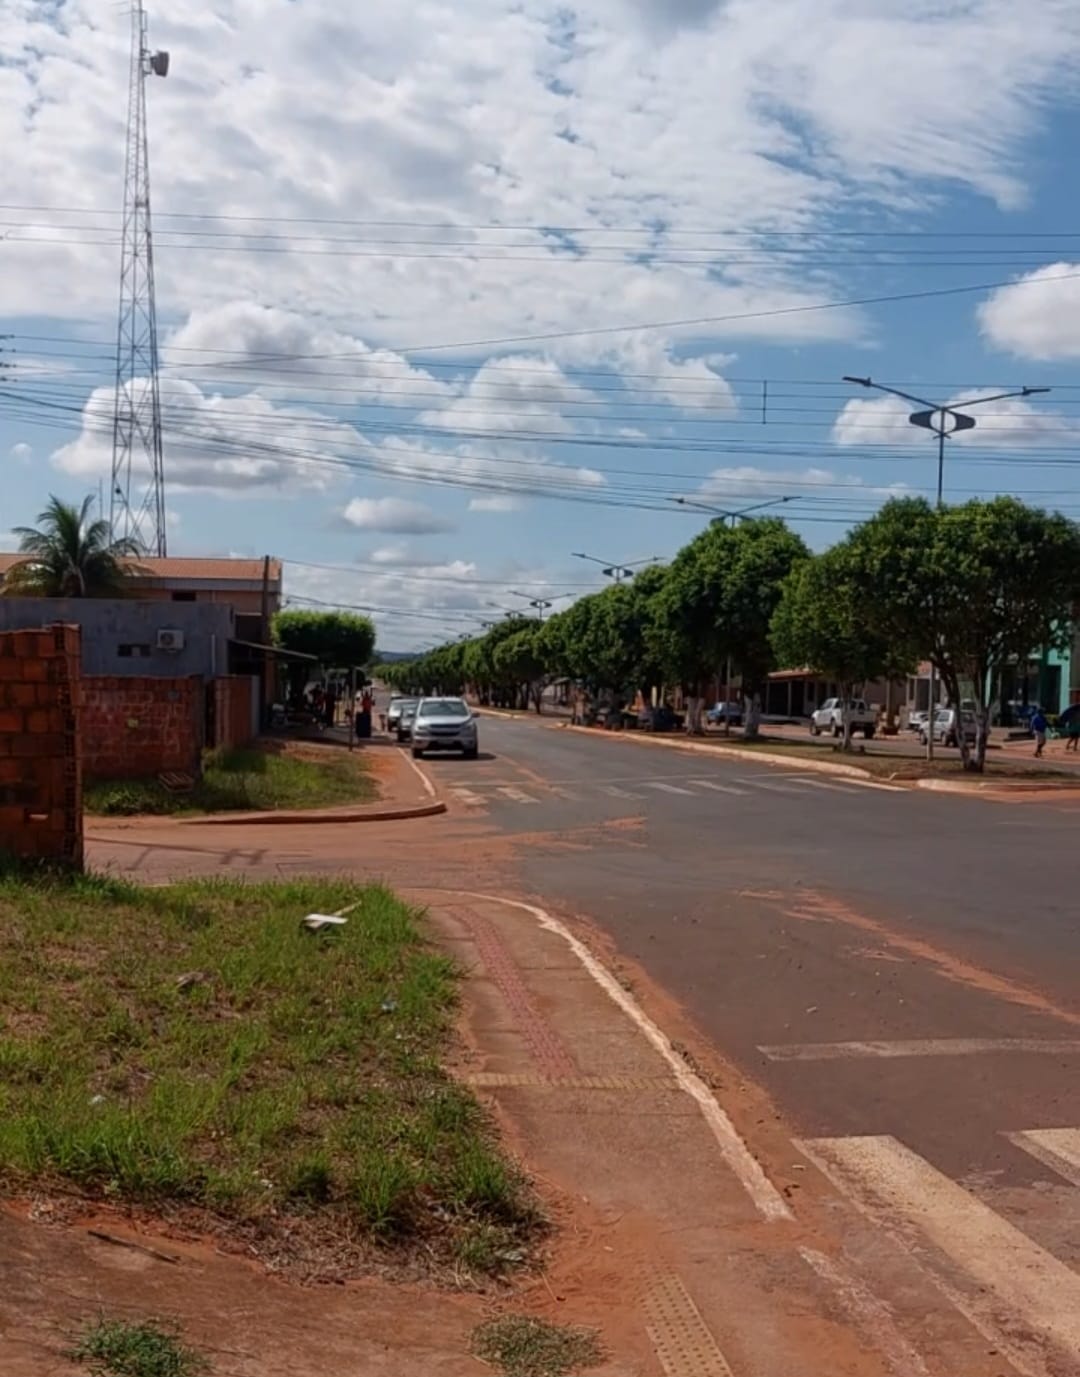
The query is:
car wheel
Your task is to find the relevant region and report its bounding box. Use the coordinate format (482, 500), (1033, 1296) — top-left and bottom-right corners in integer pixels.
(412, 747), (425, 759)
(464, 746), (478, 760)
(864, 725), (875, 739)
(809, 722), (819, 736)
(832, 722), (841, 738)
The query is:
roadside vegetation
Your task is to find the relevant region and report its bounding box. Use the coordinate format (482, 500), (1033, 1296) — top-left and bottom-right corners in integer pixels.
(69, 1318), (208, 1377)
(379, 496), (1080, 775)
(0, 870), (540, 1279)
(85, 741), (376, 816)
(472, 1316), (603, 1377)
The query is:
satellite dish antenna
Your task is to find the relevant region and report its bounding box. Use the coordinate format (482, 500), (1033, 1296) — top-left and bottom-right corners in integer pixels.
(149, 50), (169, 77)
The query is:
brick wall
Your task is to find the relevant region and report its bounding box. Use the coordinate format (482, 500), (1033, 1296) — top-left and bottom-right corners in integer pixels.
(0, 625), (82, 868)
(82, 675), (203, 781)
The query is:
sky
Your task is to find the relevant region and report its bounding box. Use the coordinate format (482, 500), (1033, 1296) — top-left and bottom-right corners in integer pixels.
(5, 0), (1080, 650)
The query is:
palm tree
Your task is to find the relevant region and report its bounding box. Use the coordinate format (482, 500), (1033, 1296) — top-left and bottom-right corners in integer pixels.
(3, 496), (145, 598)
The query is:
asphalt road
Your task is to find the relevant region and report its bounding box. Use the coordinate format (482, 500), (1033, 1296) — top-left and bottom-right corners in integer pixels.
(418, 711), (1080, 1372)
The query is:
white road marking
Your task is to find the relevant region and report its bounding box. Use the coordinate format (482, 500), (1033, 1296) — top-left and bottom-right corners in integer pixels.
(798, 1248), (932, 1377)
(1008, 1128), (1080, 1187)
(735, 777), (812, 795)
(782, 775), (862, 794)
(451, 787), (485, 808)
(688, 779), (748, 796)
(759, 1037), (1080, 1062)
(497, 786), (540, 804)
(457, 892), (793, 1222)
(645, 781), (695, 795)
(798, 1133), (1080, 1374)
(600, 784), (645, 799)
(403, 750), (437, 798)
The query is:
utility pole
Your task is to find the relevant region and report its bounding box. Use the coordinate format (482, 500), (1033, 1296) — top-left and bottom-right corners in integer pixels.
(842, 376), (1050, 760)
(111, 1), (170, 556)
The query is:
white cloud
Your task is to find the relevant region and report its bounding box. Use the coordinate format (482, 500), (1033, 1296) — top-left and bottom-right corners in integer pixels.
(368, 544), (412, 564)
(832, 391), (1073, 449)
(341, 496), (454, 534)
(977, 264), (1080, 360)
(165, 301), (453, 404)
(52, 378), (360, 493)
(6, 0), (1079, 354)
(469, 495), (523, 512)
(700, 465), (907, 503)
(9, 442), (32, 465)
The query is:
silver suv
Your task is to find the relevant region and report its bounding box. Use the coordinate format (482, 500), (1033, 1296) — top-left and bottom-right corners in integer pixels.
(411, 697), (478, 759)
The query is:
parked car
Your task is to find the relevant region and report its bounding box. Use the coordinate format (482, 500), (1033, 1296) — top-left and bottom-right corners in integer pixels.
(810, 698), (877, 738)
(907, 709), (930, 733)
(706, 700), (743, 727)
(919, 707), (977, 747)
(396, 699), (420, 742)
(411, 697), (478, 759)
(387, 696), (416, 737)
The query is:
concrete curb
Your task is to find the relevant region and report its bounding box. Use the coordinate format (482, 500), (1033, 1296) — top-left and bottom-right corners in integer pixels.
(548, 720), (877, 781)
(914, 777), (1080, 795)
(174, 799), (448, 826)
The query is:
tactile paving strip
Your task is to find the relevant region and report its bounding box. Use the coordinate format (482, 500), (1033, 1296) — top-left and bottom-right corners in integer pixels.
(643, 1272), (736, 1377)
(461, 912), (579, 1080)
(463, 1071), (678, 1090)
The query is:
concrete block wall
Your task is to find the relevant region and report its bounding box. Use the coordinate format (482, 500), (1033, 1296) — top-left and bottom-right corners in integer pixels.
(0, 625), (82, 868)
(212, 675), (258, 751)
(81, 675), (203, 781)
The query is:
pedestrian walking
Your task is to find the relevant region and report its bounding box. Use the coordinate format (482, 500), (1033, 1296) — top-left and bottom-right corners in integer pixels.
(1031, 707), (1048, 758)
(1067, 716), (1080, 752)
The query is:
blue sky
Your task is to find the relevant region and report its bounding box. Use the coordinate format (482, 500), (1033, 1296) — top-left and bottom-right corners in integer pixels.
(5, 0), (1080, 650)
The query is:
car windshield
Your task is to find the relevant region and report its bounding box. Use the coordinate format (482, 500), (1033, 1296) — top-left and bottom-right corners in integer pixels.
(418, 699), (470, 718)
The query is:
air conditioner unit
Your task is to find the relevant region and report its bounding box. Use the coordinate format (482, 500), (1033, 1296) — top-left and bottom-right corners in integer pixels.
(156, 628), (185, 652)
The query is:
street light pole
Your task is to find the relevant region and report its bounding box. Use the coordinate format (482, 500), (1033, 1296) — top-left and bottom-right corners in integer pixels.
(671, 495), (796, 734)
(842, 376), (1051, 760)
(571, 552), (659, 584)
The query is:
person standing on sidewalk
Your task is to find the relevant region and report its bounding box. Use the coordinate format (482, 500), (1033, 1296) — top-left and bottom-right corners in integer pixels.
(1031, 707), (1049, 757)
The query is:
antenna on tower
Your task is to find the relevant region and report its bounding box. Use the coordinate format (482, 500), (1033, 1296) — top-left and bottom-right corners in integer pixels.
(111, 0), (170, 557)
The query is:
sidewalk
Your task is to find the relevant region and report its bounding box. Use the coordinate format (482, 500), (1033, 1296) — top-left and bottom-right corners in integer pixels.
(411, 888), (891, 1377)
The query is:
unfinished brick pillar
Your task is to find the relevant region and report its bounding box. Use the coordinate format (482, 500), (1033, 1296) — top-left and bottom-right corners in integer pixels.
(0, 624), (82, 869)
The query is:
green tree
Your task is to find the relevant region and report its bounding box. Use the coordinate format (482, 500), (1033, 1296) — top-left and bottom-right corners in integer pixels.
(493, 623), (548, 710)
(771, 542), (907, 750)
(3, 495), (143, 598)
(272, 609), (376, 698)
(652, 518), (808, 734)
(848, 496), (1080, 771)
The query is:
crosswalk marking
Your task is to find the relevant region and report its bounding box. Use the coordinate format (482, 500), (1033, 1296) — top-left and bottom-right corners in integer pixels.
(798, 1133), (1080, 1371)
(446, 771), (913, 808)
(688, 779), (748, 796)
(736, 777), (812, 795)
(782, 774), (862, 794)
(760, 1037), (1080, 1061)
(1008, 1127), (1080, 1187)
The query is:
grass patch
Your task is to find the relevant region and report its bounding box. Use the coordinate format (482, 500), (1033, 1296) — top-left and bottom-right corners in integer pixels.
(85, 742), (377, 816)
(0, 871), (539, 1277)
(472, 1316), (602, 1377)
(69, 1318), (208, 1377)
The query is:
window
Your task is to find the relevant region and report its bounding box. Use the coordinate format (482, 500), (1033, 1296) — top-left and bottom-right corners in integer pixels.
(171, 591), (197, 602)
(118, 643), (152, 658)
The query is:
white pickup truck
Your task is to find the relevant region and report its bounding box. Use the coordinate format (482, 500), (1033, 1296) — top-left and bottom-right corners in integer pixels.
(809, 697), (878, 739)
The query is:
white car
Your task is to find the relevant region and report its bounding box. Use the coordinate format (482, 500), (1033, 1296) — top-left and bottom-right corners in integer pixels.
(809, 698), (877, 739)
(411, 697), (479, 759)
(919, 708), (977, 747)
